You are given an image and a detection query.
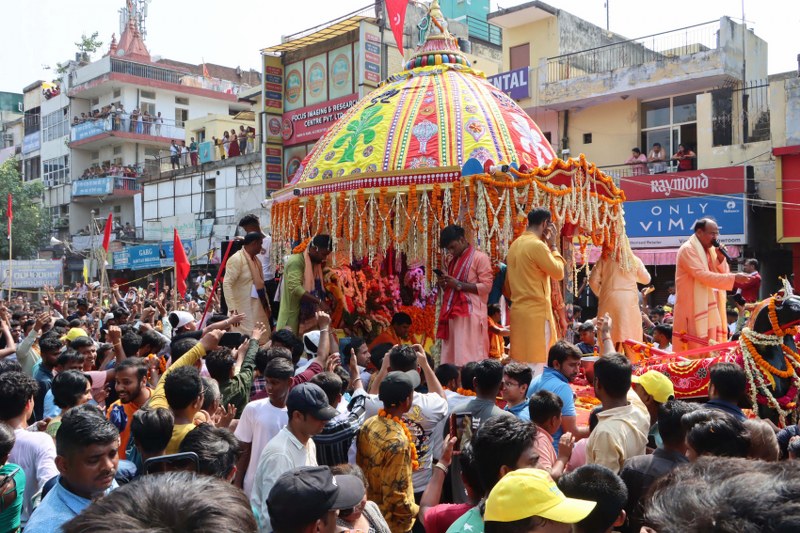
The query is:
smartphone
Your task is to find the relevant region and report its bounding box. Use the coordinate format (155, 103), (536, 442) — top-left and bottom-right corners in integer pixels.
(144, 452), (200, 475)
(433, 268), (444, 277)
(733, 293), (746, 306)
(449, 413), (474, 454)
(220, 332), (247, 348)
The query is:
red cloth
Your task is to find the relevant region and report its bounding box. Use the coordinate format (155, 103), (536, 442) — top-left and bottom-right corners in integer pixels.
(733, 271), (761, 303)
(424, 503), (474, 533)
(173, 229), (191, 298)
(101, 213), (113, 252)
(437, 246), (475, 340)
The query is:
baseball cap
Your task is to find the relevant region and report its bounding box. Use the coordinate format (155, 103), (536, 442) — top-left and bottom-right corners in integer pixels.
(168, 310), (195, 330)
(243, 231), (265, 245)
(62, 327), (89, 342)
(267, 466), (364, 528)
(379, 371), (418, 407)
(485, 468), (596, 524)
(303, 330), (321, 356)
(631, 370), (675, 403)
(286, 383), (338, 420)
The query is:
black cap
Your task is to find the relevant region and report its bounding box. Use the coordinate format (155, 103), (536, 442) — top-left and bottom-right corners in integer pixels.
(267, 466), (364, 528)
(243, 231), (265, 245)
(286, 383), (338, 420)
(379, 371), (416, 407)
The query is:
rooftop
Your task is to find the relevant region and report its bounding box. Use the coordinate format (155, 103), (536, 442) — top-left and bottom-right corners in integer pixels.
(487, 0), (557, 28)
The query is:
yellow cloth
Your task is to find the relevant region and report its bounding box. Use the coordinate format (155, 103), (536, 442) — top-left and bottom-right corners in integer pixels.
(165, 423), (196, 455)
(488, 317), (505, 359)
(586, 403), (650, 474)
(223, 249), (270, 340)
(357, 415), (419, 533)
(146, 343), (206, 411)
(673, 235), (735, 350)
(589, 254), (651, 347)
(505, 232), (565, 363)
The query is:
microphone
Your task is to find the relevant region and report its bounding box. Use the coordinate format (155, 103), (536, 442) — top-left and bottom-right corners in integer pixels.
(711, 239), (733, 262)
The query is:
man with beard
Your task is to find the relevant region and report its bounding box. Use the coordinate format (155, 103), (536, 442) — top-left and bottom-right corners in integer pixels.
(527, 340), (590, 450)
(107, 358), (151, 459)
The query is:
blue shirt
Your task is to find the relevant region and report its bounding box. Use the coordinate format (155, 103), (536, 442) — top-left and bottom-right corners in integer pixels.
(504, 399), (530, 421)
(705, 398), (746, 421)
(24, 478), (117, 533)
(527, 367), (576, 448)
(33, 366), (54, 421)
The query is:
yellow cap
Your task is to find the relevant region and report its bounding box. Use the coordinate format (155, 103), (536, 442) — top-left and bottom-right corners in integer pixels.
(61, 327), (89, 343)
(631, 370), (675, 403)
(484, 468), (596, 524)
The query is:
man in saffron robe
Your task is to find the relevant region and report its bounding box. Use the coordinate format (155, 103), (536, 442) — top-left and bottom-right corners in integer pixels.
(275, 234), (332, 335)
(505, 207), (565, 372)
(437, 225), (493, 366)
(674, 219), (750, 350)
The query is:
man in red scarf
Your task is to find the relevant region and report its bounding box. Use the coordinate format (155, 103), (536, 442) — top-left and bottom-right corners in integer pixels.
(437, 225), (493, 366)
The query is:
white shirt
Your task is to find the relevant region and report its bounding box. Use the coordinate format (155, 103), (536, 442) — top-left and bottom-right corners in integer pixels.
(250, 427), (317, 532)
(364, 390), (448, 490)
(9, 427), (59, 524)
(234, 398), (288, 497)
(667, 294), (676, 306)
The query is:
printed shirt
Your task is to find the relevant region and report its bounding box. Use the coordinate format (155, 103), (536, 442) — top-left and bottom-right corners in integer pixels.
(107, 388), (152, 459)
(445, 505), (483, 533)
(357, 415), (419, 533)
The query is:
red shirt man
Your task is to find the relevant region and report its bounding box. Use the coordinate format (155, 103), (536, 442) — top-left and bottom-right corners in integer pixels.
(733, 258), (761, 303)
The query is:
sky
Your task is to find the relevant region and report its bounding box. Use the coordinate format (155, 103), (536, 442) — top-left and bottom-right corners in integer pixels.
(2, 0), (798, 93)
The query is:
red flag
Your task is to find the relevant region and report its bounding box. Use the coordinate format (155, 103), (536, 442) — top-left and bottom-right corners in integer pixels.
(6, 194), (11, 238)
(173, 229), (191, 298)
(101, 213), (113, 252)
(385, 0), (409, 56)
(202, 63), (210, 79)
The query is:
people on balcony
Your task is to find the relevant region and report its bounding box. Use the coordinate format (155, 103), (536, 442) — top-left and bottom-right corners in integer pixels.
(624, 148), (649, 176)
(673, 144), (696, 172)
(228, 129), (241, 158)
(79, 164), (140, 180)
(648, 142), (667, 174)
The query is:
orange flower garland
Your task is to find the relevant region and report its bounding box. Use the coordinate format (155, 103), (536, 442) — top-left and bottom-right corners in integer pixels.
(379, 409), (420, 470)
(456, 387), (477, 397)
(293, 237), (312, 254)
(769, 298), (785, 337)
(742, 334), (795, 379)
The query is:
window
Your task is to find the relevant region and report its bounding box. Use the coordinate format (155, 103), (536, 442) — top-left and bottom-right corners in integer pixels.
(510, 43), (530, 70)
(140, 102), (156, 117)
(543, 131), (552, 143)
(90, 151), (99, 160)
(113, 146), (122, 155)
(140, 90), (156, 100)
(175, 108), (188, 127)
(583, 133), (592, 144)
(175, 96), (189, 105)
(641, 93), (700, 169)
(43, 155), (69, 186)
(42, 110), (69, 142)
(144, 147), (161, 158)
(113, 88), (121, 98)
(23, 156), (41, 182)
(90, 97), (100, 106)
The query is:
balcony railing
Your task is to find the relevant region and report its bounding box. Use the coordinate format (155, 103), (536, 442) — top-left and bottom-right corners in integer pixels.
(466, 16), (502, 47)
(72, 176), (141, 198)
(144, 134), (262, 179)
(110, 58), (246, 95)
(70, 116), (185, 143)
(546, 20), (720, 83)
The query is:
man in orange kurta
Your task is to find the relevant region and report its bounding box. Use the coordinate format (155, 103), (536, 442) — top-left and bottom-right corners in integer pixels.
(674, 218), (749, 351)
(589, 242), (651, 350)
(505, 208), (565, 368)
(437, 225), (493, 366)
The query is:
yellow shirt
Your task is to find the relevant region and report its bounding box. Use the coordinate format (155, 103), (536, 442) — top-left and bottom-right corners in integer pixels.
(357, 415), (419, 533)
(165, 423), (196, 455)
(146, 342), (207, 411)
(586, 403), (650, 474)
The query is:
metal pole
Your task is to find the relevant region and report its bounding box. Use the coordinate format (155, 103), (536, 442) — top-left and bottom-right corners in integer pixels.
(7, 234), (11, 303)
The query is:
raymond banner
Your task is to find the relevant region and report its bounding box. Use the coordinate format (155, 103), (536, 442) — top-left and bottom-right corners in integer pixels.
(622, 166), (746, 201)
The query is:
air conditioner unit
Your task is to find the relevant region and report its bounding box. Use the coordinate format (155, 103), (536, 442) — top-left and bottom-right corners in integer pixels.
(204, 211), (214, 219)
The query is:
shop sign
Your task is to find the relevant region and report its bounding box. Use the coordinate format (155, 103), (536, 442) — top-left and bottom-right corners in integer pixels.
(626, 194), (746, 248)
(281, 93), (358, 147)
(487, 67), (530, 100)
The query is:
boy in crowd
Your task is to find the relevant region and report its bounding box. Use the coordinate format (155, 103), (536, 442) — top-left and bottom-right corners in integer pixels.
(558, 464), (627, 533)
(502, 362), (532, 420)
(528, 390), (573, 480)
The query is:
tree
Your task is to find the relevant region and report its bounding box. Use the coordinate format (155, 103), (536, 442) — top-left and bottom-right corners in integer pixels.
(0, 159), (49, 260)
(76, 31), (103, 59)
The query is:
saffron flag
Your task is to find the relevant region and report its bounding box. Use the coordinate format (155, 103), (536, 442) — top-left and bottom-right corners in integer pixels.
(101, 213), (113, 252)
(202, 63), (210, 79)
(173, 229), (191, 298)
(6, 194), (11, 238)
(385, 0), (409, 56)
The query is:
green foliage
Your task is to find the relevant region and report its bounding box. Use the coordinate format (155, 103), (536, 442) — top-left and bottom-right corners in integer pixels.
(0, 159), (49, 259)
(333, 107), (383, 163)
(76, 31), (103, 56)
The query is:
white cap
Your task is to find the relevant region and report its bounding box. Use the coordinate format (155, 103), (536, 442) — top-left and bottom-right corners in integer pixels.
(169, 310), (195, 330)
(303, 330), (321, 356)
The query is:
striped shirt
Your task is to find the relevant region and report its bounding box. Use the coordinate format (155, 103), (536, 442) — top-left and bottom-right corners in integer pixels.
(313, 392), (367, 466)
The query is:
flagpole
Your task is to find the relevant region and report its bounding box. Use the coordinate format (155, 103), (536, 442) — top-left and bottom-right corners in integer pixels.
(7, 233), (11, 304)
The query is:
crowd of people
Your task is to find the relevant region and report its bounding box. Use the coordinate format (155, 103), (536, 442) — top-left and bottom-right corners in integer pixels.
(212, 126), (257, 160)
(72, 104), (169, 137)
(78, 163), (141, 180)
(0, 208), (791, 533)
(623, 143), (697, 176)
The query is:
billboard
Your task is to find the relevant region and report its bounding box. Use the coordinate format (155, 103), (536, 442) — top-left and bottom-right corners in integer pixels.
(625, 194), (747, 248)
(263, 54), (284, 113)
(329, 44), (354, 99)
(359, 20), (382, 91)
(284, 62), (304, 111)
(622, 166), (745, 201)
(487, 67), (530, 100)
(72, 177), (114, 197)
(281, 93), (358, 147)
(305, 53), (328, 106)
(0, 260), (63, 289)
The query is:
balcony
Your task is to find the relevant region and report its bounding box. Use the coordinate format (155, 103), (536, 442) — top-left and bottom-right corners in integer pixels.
(465, 16), (502, 48)
(142, 134), (263, 181)
(68, 56), (248, 101)
(71, 176), (141, 201)
(69, 116), (184, 150)
(539, 18), (748, 110)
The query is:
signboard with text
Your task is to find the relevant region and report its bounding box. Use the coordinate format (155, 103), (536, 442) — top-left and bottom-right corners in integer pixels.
(359, 21), (382, 91)
(111, 240), (193, 271)
(622, 166), (745, 201)
(263, 55), (284, 113)
(625, 194), (747, 248)
(0, 260), (63, 289)
(281, 93), (358, 147)
(71, 120), (106, 142)
(22, 132), (40, 154)
(487, 67), (530, 100)
(72, 177), (114, 197)
(266, 145), (283, 190)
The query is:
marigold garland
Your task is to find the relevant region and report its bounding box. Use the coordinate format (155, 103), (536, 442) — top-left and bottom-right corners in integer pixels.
(379, 409), (420, 470)
(456, 388), (477, 397)
(293, 237), (312, 255)
(769, 298), (785, 337)
(742, 335), (795, 379)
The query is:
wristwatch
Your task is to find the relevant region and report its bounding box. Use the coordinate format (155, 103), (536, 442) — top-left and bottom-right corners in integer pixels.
(456, 281), (463, 291)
